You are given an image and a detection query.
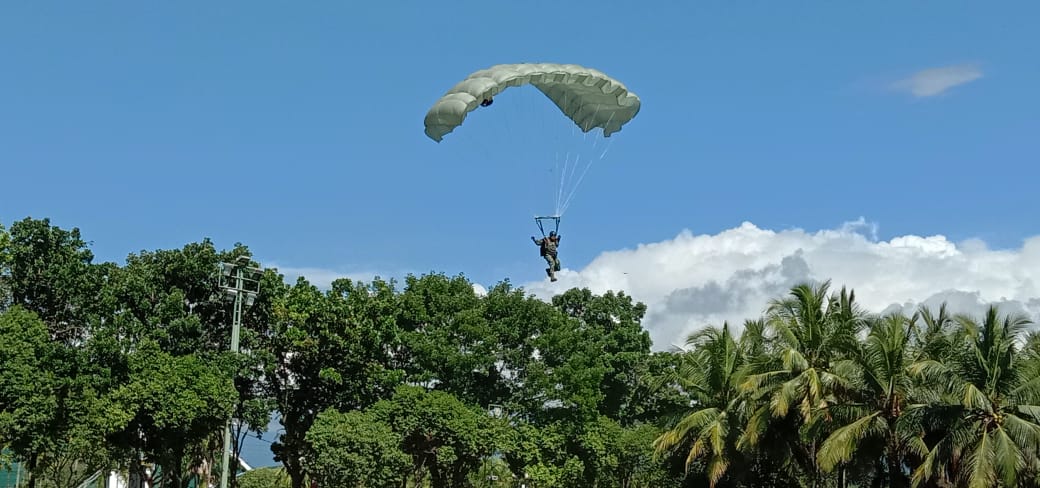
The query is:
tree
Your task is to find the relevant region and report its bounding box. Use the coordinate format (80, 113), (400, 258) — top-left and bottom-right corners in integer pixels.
(0, 306), (65, 488)
(548, 288), (652, 424)
(237, 467), (292, 488)
(816, 312), (918, 487)
(653, 322), (757, 487)
(739, 281), (866, 487)
(395, 273), (502, 407)
(906, 305), (1040, 487)
(102, 340), (236, 488)
(92, 241), (275, 485)
(266, 276), (403, 488)
(370, 385), (508, 488)
(304, 409), (409, 488)
(502, 421), (585, 487)
(2, 217), (101, 343)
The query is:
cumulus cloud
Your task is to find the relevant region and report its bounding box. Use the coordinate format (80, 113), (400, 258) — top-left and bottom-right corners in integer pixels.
(519, 220), (1040, 350)
(891, 63), (983, 97)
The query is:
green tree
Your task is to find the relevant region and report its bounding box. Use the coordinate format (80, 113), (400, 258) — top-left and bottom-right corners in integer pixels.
(906, 305), (1040, 487)
(0, 221), (11, 307)
(304, 409), (409, 488)
(237, 467), (292, 488)
(370, 385), (507, 488)
(548, 288), (652, 424)
(266, 276), (403, 488)
(103, 340), (236, 488)
(94, 242), (274, 485)
(653, 322), (759, 487)
(503, 421), (585, 487)
(2, 217), (101, 343)
(816, 312), (919, 487)
(627, 350), (696, 426)
(739, 281), (866, 487)
(0, 307), (64, 488)
(395, 273), (502, 407)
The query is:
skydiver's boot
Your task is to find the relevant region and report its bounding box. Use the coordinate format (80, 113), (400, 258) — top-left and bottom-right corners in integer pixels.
(546, 268), (557, 282)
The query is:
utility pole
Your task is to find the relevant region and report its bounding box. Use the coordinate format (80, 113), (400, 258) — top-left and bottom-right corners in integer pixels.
(218, 255), (261, 488)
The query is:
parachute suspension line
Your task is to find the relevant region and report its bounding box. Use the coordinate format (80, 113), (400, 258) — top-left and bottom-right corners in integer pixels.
(553, 151), (572, 216)
(558, 111), (617, 216)
(559, 154), (597, 215)
(555, 152), (568, 216)
(555, 96), (596, 215)
(551, 91), (573, 216)
(564, 151), (580, 201)
(553, 151), (561, 215)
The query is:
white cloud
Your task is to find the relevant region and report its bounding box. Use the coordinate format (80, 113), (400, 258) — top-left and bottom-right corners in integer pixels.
(518, 220), (1040, 350)
(891, 63), (983, 98)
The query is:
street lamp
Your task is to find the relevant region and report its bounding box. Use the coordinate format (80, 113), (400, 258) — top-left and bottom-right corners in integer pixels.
(218, 255), (262, 488)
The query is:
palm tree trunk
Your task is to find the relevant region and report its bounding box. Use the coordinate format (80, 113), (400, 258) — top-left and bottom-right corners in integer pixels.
(887, 435), (907, 488)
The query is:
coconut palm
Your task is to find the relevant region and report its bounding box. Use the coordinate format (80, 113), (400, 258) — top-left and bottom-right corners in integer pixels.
(911, 302), (959, 363)
(816, 312), (918, 487)
(652, 321), (753, 487)
(906, 305), (1040, 487)
(738, 281), (867, 486)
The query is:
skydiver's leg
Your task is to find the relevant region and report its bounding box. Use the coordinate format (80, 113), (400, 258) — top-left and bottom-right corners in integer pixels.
(543, 255), (556, 280)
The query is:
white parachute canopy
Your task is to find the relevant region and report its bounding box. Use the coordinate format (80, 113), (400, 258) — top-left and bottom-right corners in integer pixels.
(424, 63), (641, 143)
(423, 63), (641, 219)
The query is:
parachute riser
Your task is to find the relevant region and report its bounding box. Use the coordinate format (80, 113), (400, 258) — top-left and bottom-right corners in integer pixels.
(534, 215), (561, 237)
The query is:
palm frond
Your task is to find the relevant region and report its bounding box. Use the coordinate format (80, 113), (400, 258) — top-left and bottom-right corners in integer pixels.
(1002, 412), (1040, 451)
(962, 429), (995, 488)
(653, 407), (721, 455)
(817, 411), (882, 471)
(991, 425), (1025, 487)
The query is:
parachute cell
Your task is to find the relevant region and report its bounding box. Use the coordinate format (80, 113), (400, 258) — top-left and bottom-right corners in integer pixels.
(423, 63), (641, 142)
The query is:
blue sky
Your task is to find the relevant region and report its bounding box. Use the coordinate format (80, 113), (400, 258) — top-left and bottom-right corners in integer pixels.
(3, 0), (1039, 467)
(3, 1), (1037, 285)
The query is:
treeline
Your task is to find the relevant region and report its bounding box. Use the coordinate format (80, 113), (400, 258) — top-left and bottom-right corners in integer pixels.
(1, 216), (1038, 488)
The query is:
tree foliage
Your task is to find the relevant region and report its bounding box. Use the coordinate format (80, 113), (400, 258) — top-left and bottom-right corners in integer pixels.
(3, 216), (1040, 488)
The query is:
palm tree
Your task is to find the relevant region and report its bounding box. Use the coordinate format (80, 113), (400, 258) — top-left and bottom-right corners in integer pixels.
(906, 305), (1040, 487)
(652, 321), (753, 487)
(911, 302), (958, 363)
(739, 281), (867, 487)
(817, 312), (918, 487)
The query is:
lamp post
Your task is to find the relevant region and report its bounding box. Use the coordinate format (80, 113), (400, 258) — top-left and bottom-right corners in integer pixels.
(218, 255), (262, 488)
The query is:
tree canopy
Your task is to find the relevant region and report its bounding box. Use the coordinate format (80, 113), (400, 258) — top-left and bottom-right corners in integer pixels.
(2, 216), (1038, 488)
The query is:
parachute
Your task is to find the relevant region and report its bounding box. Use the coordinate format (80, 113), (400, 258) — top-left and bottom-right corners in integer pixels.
(424, 63), (641, 143)
(423, 63), (641, 232)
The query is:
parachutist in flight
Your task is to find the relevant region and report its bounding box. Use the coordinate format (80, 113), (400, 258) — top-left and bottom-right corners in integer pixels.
(480, 97), (493, 107)
(531, 231), (561, 282)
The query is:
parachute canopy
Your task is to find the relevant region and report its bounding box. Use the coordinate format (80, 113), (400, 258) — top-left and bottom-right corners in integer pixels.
(424, 63), (641, 142)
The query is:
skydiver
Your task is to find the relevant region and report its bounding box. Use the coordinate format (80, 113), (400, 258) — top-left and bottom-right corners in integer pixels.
(480, 97), (493, 107)
(531, 231), (561, 282)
